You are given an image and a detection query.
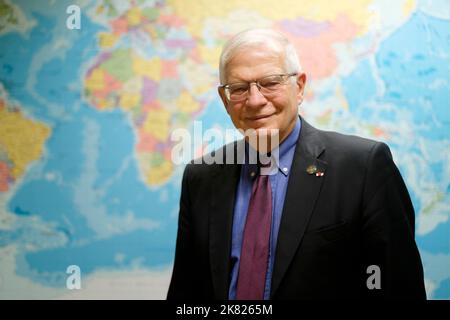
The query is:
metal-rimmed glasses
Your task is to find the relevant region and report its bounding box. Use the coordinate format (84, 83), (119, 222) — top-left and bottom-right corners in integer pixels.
(220, 73), (298, 102)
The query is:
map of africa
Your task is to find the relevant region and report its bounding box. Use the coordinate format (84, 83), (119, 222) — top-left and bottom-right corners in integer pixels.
(0, 0), (449, 299)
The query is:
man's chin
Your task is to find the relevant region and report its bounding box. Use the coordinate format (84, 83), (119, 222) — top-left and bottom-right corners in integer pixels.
(243, 115), (275, 128)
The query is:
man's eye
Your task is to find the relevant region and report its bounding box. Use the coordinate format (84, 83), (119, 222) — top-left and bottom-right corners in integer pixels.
(230, 85), (248, 94)
(260, 77), (282, 88)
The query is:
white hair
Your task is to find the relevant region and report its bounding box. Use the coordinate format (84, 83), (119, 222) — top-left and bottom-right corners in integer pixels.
(219, 28), (302, 85)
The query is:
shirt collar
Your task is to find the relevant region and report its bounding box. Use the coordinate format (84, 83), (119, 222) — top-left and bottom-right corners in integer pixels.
(273, 117), (301, 176)
(243, 117), (301, 176)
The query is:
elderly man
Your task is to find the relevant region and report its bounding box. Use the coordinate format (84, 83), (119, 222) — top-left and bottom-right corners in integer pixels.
(167, 28), (426, 300)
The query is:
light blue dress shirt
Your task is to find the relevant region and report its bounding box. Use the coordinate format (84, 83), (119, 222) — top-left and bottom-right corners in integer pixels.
(228, 117), (301, 300)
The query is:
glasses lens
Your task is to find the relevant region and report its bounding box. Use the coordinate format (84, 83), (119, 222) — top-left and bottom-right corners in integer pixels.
(228, 83), (249, 101)
(224, 74), (296, 101)
(259, 75), (284, 91)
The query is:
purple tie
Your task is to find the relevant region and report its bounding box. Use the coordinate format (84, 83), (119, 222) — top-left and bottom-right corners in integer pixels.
(236, 165), (272, 300)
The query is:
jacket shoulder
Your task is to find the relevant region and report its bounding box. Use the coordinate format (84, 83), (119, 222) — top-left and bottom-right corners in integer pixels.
(318, 128), (381, 154)
(311, 125), (399, 194)
(303, 122), (397, 182)
(312, 126), (392, 163)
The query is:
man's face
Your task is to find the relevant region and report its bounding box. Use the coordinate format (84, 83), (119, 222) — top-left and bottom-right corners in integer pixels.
(218, 45), (306, 144)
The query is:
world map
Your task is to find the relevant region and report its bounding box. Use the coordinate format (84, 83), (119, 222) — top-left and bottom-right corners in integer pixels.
(0, 0), (449, 299)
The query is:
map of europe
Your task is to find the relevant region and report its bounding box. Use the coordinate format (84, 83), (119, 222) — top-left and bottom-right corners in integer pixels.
(0, 0), (449, 299)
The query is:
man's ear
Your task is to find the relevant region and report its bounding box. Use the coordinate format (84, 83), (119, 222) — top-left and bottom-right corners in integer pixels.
(218, 86), (230, 114)
(296, 73), (307, 104)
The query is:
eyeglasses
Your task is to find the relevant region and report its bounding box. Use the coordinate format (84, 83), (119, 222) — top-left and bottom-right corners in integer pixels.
(220, 73), (298, 102)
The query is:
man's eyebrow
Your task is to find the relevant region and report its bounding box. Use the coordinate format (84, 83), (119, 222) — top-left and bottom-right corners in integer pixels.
(227, 79), (250, 85)
(226, 74), (249, 83)
(226, 74), (281, 84)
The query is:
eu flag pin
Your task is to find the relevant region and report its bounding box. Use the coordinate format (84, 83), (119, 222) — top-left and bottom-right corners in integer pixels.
(306, 165), (317, 175)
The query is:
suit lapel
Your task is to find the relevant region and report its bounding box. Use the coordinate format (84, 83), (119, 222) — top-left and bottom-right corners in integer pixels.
(209, 142), (242, 299)
(271, 118), (328, 297)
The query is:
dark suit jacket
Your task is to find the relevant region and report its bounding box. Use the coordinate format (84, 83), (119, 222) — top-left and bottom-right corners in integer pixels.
(167, 116), (426, 300)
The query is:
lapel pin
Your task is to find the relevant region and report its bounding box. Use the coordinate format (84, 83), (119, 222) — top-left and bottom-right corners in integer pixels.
(306, 165), (317, 175)
(315, 171), (324, 177)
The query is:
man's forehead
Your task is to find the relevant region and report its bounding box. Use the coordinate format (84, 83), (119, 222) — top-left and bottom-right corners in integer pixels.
(227, 65), (285, 81)
(225, 48), (285, 81)
(231, 44), (283, 60)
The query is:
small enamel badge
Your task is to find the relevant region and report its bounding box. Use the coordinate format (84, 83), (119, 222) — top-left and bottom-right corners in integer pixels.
(306, 165), (317, 175)
(307, 165), (324, 177)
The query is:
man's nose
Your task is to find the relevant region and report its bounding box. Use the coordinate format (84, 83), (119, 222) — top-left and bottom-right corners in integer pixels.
(246, 83), (267, 106)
